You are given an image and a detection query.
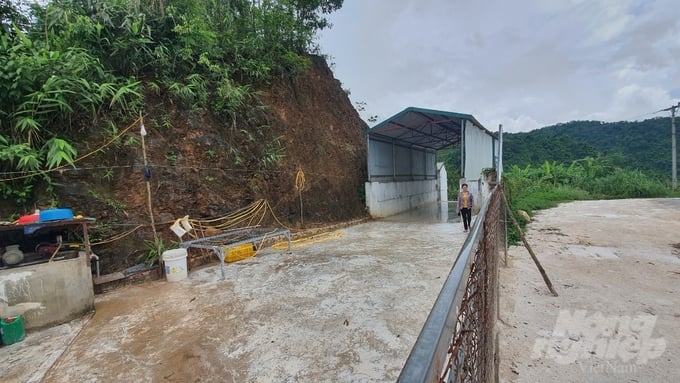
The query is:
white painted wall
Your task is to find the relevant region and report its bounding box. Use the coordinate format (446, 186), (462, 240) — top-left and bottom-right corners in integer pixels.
(464, 120), (495, 180)
(460, 120), (496, 212)
(365, 180), (438, 218)
(437, 163), (448, 202)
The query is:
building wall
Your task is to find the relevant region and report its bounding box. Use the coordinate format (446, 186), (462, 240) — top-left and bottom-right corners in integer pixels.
(460, 120), (497, 213)
(0, 252), (94, 329)
(367, 138), (437, 182)
(365, 180), (438, 218)
(437, 163), (448, 202)
(463, 120), (495, 180)
(366, 114), (496, 218)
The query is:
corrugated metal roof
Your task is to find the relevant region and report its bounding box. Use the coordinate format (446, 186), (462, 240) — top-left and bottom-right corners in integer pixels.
(367, 107), (493, 150)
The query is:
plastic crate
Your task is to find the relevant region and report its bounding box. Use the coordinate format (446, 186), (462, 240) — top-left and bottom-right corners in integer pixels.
(223, 243), (256, 263)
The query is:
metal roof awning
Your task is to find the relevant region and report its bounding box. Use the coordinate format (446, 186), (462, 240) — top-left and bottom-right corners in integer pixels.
(367, 106), (492, 150)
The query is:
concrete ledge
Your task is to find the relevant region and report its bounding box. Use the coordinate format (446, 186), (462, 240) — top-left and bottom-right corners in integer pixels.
(0, 252), (94, 329)
(93, 267), (160, 294)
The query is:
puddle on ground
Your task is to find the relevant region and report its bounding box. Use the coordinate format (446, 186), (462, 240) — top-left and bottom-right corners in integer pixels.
(381, 202), (460, 224)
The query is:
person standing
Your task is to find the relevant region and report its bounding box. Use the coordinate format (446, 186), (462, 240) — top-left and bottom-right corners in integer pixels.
(457, 183), (474, 233)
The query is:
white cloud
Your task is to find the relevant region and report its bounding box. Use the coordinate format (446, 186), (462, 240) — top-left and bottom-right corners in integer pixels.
(496, 115), (543, 134)
(319, 0), (680, 132)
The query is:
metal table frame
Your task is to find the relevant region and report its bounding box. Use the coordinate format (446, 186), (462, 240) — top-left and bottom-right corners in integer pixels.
(179, 227), (291, 280)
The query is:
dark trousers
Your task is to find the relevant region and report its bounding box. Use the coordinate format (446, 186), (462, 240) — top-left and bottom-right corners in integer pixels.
(460, 208), (472, 230)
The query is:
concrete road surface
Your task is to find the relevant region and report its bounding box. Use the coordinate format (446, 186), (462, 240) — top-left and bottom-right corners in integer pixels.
(2, 202), (466, 383)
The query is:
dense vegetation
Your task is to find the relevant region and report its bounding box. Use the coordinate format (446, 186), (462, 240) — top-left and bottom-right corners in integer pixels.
(501, 157), (675, 242)
(502, 118), (679, 230)
(0, 0), (342, 204)
(439, 117), (675, 190)
(504, 118), (674, 178)
(439, 116), (676, 199)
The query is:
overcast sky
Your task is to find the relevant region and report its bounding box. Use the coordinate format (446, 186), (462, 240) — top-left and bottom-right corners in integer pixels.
(317, 0), (680, 133)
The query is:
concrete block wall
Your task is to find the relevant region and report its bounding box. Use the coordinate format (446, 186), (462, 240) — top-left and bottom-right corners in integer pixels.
(0, 252), (94, 329)
(365, 180), (438, 218)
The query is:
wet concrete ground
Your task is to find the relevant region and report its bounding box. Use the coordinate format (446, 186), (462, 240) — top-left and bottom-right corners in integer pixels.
(2, 202), (466, 383)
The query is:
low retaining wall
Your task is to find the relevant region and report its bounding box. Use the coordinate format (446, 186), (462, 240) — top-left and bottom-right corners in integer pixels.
(365, 179), (438, 218)
(0, 252), (94, 329)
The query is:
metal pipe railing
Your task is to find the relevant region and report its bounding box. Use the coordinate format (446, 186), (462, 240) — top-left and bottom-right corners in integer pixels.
(397, 186), (501, 383)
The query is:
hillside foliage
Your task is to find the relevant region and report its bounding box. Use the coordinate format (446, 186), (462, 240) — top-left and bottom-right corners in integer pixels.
(503, 117), (674, 179)
(500, 117), (678, 242)
(0, 0), (342, 204)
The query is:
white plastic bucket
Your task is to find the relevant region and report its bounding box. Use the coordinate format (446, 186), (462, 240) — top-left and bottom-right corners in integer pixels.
(162, 248), (188, 282)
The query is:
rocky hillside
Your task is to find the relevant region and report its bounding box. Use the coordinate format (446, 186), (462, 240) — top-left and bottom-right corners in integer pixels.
(47, 55), (368, 273)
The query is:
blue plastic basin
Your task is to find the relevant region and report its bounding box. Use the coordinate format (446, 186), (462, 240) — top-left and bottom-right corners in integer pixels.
(39, 208), (74, 222)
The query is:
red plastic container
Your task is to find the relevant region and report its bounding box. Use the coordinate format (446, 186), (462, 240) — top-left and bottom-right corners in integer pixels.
(17, 214), (39, 224)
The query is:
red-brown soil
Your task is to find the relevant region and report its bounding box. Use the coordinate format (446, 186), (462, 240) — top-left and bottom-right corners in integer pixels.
(15, 55), (369, 274)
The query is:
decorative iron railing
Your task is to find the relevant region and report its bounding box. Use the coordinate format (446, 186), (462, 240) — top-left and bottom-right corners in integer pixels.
(398, 185), (504, 383)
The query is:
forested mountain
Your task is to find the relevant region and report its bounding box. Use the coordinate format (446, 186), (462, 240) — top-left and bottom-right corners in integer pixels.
(503, 117), (674, 177)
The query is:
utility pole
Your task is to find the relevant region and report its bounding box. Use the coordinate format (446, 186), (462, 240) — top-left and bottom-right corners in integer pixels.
(498, 124), (503, 182)
(661, 102), (680, 190)
(672, 104), (677, 191)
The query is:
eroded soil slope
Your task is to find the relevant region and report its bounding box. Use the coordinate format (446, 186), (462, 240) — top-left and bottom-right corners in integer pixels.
(46, 55), (368, 273)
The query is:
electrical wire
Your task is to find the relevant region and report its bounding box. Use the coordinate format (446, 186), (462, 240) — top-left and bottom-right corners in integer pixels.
(0, 116), (144, 182)
(88, 199), (291, 247)
(2, 117), (357, 248)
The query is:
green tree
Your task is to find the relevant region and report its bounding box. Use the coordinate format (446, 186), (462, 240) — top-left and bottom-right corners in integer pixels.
(0, 0), (345, 204)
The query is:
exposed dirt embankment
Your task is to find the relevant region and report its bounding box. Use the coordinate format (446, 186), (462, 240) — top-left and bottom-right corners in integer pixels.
(45, 55), (368, 274)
